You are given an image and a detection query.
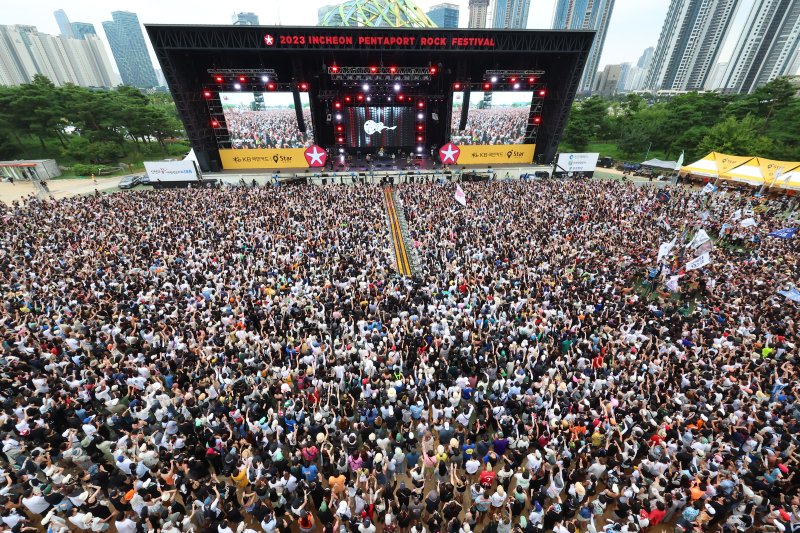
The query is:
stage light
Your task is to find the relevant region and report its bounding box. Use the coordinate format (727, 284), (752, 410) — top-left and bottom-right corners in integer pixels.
(203, 90), (212, 98)
(490, 76), (498, 83)
(331, 65), (339, 73)
(334, 102), (341, 109)
(234, 83), (241, 90)
(299, 83), (308, 91)
(357, 94), (364, 101)
(528, 77), (535, 83)
(483, 83), (491, 90)
(539, 89), (547, 97)
(513, 83), (520, 89)
(335, 114), (342, 120)
(417, 113), (424, 120)
(398, 95), (404, 101)
(453, 83), (461, 90)
(387, 96), (392, 101)
(416, 146), (423, 153)
(336, 125), (344, 132)
(394, 83), (401, 91)
(261, 75), (269, 82)
(370, 66), (378, 74)
(389, 66), (397, 74)
(429, 66), (437, 75)
(533, 116), (541, 124)
(211, 119), (219, 127)
(362, 83), (370, 91)
(417, 101), (424, 108)
(214, 75), (224, 83)
(510, 77), (517, 83)
(417, 135), (423, 142)
(338, 137), (344, 143)
(417, 125), (423, 131)
(339, 148), (344, 153)
(267, 83), (276, 90)
(366, 96), (371, 102)
(239, 76), (246, 82)
(345, 96), (351, 102)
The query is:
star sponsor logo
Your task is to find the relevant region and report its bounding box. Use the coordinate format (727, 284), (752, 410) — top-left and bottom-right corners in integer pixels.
(439, 143), (460, 164)
(304, 145), (327, 167)
(264, 34), (274, 46)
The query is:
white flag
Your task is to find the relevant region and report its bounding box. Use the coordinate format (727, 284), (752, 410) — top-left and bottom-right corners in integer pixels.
(701, 183), (716, 194)
(675, 151), (684, 171)
(740, 217), (756, 228)
(686, 252), (712, 271)
(454, 185), (466, 206)
(657, 237), (677, 262)
(688, 229), (711, 250)
(694, 240), (714, 256)
(666, 275), (680, 292)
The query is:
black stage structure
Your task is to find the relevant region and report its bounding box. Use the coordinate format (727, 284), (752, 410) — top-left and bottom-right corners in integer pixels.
(146, 25), (595, 173)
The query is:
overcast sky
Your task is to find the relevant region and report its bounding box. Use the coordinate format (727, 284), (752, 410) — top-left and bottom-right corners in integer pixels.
(2, 0), (753, 74)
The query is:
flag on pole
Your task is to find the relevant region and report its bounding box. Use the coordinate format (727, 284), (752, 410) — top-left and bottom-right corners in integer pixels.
(686, 252), (712, 271)
(674, 151), (684, 171)
(768, 227), (797, 239)
(701, 183), (717, 194)
(777, 287), (800, 303)
(454, 185), (467, 206)
(657, 237), (677, 263)
(665, 275), (680, 292)
(688, 229), (711, 250)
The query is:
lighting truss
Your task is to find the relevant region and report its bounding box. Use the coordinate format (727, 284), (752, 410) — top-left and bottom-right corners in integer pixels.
(483, 70), (546, 79)
(208, 68), (278, 80)
(328, 66), (432, 81)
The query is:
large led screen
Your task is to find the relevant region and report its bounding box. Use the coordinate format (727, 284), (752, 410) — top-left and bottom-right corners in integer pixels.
(221, 92), (312, 149)
(450, 91), (533, 145)
(345, 107), (416, 148)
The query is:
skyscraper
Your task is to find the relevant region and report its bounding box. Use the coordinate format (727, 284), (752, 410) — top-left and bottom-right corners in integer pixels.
(593, 63), (622, 96)
(102, 11), (158, 88)
(468, 0), (490, 27)
(427, 3), (460, 27)
(53, 10), (74, 39)
(719, 0), (800, 93)
(552, 0), (617, 93)
(0, 25), (116, 87)
(71, 22), (97, 40)
(637, 46), (654, 70)
(232, 12), (260, 26)
(492, 0), (531, 28)
(645, 0), (738, 92)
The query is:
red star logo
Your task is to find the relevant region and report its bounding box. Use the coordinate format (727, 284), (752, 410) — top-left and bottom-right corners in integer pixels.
(439, 143), (460, 164)
(304, 145), (327, 167)
(264, 34), (274, 46)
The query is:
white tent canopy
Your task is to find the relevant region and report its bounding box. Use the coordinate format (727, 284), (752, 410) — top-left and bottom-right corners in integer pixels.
(642, 158), (678, 170)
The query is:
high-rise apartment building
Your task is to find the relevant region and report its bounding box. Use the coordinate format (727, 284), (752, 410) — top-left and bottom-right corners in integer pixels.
(719, 0), (800, 93)
(232, 12), (260, 26)
(645, 0), (738, 92)
(102, 11), (158, 88)
(0, 25), (116, 87)
(468, 0), (490, 27)
(427, 3), (460, 27)
(593, 63), (622, 96)
(492, 0), (531, 28)
(637, 46), (654, 70)
(53, 9), (74, 39)
(552, 0), (616, 93)
(71, 22), (97, 40)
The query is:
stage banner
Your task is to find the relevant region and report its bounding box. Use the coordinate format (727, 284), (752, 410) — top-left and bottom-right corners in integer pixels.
(219, 148), (309, 170)
(444, 144), (535, 165)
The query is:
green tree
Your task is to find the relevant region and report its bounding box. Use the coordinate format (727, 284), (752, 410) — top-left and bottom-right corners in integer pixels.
(698, 115), (772, 157)
(618, 126), (650, 159)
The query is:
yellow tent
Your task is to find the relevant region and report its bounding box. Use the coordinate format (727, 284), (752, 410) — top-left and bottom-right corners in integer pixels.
(772, 166), (800, 191)
(722, 158), (800, 186)
(681, 152), (753, 178)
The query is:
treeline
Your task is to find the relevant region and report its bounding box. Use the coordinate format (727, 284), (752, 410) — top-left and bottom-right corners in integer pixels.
(561, 77), (800, 162)
(0, 75), (185, 164)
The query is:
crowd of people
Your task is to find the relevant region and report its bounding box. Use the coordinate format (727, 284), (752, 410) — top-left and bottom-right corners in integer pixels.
(0, 179), (798, 533)
(224, 109), (313, 149)
(450, 108), (528, 146)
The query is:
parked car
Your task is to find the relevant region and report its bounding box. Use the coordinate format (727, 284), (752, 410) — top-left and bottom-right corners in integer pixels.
(134, 174), (150, 186)
(598, 156), (614, 168)
(118, 175), (136, 189)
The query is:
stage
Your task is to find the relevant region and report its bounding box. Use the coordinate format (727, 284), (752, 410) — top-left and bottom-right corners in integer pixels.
(146, 24), (594, 174)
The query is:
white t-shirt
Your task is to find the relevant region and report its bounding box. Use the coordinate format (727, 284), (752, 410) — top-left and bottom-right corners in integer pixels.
(115, 518), (137, 533)
(22, 495), (50, 514)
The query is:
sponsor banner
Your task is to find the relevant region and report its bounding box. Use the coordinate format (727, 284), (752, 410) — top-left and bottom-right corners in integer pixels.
(557, 152), (600, 173)
(454, 144), (535, 165)
(143, 160), (199, 182)
(219, 148), (309, 170)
